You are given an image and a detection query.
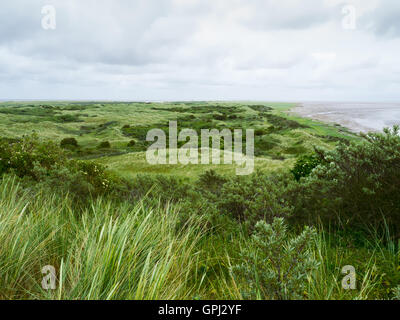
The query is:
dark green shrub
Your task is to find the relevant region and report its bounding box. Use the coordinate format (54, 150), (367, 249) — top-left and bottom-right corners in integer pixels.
(256, 136), (279, 152)
(54, 114), (82, 123)
(127, 140), (136, 147)
(69, 161), (115, 194)
(30, 160), (124, 202)
(0, 134), (66, 178)
(98, 141), (111, 149)
(216, 171), (295, 227)
(294, 126), (400, 229)
(255, 128), (267, 136)
(60, 137), (79, 148)
(129, 174), (195, 204)
(0, 134), (129, 202)
(265, 114), (308, 132)
(197, 169), (227, 195)
(248, 105), (273, 113)
(214, 114), (227, 121)
(98, 121), (118, 132)
(291, 153), (323, 181)
(232, 218), (318, 299)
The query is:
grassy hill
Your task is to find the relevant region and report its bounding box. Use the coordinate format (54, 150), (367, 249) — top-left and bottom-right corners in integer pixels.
(0, 101), (357, 178)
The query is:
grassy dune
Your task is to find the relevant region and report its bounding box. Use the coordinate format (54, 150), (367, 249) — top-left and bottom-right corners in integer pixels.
(0, 101), (357, 178)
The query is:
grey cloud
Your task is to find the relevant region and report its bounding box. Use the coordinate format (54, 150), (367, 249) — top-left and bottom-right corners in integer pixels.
(362, 0), (400, 38)
(0, 0), (399, 101)
(235, 0), (340, 31)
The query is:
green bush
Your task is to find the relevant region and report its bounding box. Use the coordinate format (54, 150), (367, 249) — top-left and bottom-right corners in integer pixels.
(28, 159), (127, 202)
(129, 174), (195, 204)
(0, 134), (129, 202)
(54, 114), (82, 123)
(232, 218), (318, 300)
(216, 171), (295, 227)
(98, 141), (111, 149)
(265, 114), (308, 132)
(254, 128), (267, 136)
(291, 153), (323, 181)
(294, 126), (400, 229)
(127, 140), (136, 147)
(60, 137), (79, 149)
(0, 134), (66, 178)
(197, 169), (227, 195)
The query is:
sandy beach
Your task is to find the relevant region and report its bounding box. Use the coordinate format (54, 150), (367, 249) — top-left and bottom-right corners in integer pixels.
(291, 102), (400, 133)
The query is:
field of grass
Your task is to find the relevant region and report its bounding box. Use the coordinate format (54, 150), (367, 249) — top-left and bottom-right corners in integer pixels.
(0, 101), (357, 178)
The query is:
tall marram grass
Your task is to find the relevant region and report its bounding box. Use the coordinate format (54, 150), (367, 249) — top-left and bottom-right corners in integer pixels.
(0, 176), (208, 299)
(1, 175), (397, 300)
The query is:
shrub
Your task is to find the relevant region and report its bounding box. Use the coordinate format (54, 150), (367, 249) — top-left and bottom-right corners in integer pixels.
(70, 161), (113, 192)
(291, 153), (323, 181)
(129, 174), (195, 204)
(294, 126), (400, 229)
(254, 128), (267, 136)
(214, 114), (227, 121)
(265, 114), (308, 132)
(54, 114), (82, 123)
(60, 137), (78, 148)
(0, 134), (128, 202)
(98, 141), (111, 149)
(0, 134), (66, 178)
(127, 140), (136, 147)
(248, 105), (273, 113)
(232, 218), (318, 300)
(216, 171), (295, 227)
(29, 159), (126, 202)
(197, 169), (227, 195)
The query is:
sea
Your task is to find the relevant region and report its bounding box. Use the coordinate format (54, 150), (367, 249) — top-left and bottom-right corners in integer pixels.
(292, 102), (400, 133)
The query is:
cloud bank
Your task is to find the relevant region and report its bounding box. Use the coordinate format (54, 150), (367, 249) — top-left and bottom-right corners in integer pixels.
(0, 0), (399, 101)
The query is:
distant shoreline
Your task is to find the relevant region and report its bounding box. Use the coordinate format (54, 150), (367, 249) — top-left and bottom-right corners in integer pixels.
(290, 102), (400, 133)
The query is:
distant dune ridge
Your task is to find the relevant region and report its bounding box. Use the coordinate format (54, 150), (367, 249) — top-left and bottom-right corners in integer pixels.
(292, 102), (400, 133)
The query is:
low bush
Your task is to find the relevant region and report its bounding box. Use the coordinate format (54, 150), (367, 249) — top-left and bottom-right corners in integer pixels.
(54, 114), (82, 123)
(0, 134), (128, 202)
(60, 137), (79, 149)
(265, 114), (308, 132)
(129, 174), (195, 204)
(0, 134), (66, 178)
(197, 169), (227, 195)
(232, 218), (318, 300)
(291, 153), (323, 181)
(294, 126), (400, 230)
(98, 141), (111, 149)
(216, 171), (295, 228)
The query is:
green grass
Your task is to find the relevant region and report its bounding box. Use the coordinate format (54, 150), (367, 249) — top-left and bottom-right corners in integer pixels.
(0, 101), (358, 179)
(0, 102), (356, 197)
(0, 176), (396, 300)
(95, 149), (295, 180)
(0, 177), (214, 299)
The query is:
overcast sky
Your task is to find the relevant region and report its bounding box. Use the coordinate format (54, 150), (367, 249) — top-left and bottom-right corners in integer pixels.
(1, 0), (399, 102)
